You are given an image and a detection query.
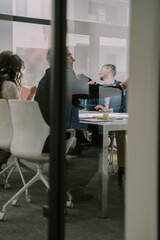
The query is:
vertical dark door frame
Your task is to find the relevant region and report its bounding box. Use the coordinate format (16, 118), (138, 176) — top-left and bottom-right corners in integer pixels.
(49, 0), (67, 239)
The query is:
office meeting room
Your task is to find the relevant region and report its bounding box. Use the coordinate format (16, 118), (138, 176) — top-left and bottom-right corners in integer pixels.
(0, 0), (159, 240)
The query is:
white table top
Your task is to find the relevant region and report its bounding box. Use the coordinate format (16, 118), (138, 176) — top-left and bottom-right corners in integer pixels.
(79, 110), (128, 119)
(79, 111), (128, 131)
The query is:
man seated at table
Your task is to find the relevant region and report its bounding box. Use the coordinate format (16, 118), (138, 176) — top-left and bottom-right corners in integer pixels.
(88, 65), (127, 187)
(35, 48), (93, 202)
(98, 80), (128, 187)
(88, 64), (122, 112)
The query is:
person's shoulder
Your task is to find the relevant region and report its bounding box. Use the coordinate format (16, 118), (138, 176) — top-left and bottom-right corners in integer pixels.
(2, 80), (11, 86)
(1, 80), (19, 100)
(40, 68), (50, 80)
(37, 68), (50, 89)
(2, 80), (16, 89)
(46, 68), (51, 74)
(66, 68), (76, 76)
(66, 68), (78, 83)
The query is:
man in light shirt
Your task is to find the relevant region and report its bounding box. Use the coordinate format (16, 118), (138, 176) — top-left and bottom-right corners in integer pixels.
(89, 64), (122, 112)
(89, 65), (127, 187)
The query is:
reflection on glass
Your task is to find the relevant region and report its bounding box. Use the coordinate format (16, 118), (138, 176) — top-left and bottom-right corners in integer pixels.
(0, 0), (12, 15)
(0, 1), (51, 238)
(67, 1), (129, 82)
(0, 0), (51, 19)
(67, 0), (129, 26)
(0, 21), (13, 52)
(13, 22), (51, 87)
(99, 37), (127, 82)
(13, 0), (51, 19)
(66, 0), (129, 239)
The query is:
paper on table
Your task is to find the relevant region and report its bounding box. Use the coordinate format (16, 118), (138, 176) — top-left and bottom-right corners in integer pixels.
(79, 113), (103, 119)
(79, 111), (128, 120)
(109, 113), (128, 119)
(80, 118), (112, 122)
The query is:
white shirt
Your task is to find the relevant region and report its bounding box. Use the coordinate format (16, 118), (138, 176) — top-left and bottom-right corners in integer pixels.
(1, 80), (20, 100)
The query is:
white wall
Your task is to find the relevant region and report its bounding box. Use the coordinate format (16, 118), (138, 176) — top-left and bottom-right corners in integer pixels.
(125, 0), (160, 239)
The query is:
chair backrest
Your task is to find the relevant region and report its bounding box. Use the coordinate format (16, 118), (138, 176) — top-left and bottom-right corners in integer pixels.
(8, 100), (50, 160)
(0, 99), (13, 150)
(66, 69), (89, 129)
(99, 85), (122, 111)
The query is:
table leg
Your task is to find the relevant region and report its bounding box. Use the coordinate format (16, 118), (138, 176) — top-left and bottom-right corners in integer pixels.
(98, 126), (109, 218)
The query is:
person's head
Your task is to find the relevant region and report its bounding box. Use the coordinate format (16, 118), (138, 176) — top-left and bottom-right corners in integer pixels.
(46, 48), (51, 66)
(0, 51), (24, 88)
(99, 64), (116, 81)
(66, 48), (75, 69)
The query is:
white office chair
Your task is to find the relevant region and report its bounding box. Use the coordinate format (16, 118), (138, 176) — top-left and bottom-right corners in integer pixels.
(0, 99), (13, 171)
(0, 100), (75, 220)
(0, 100), (50, 220)
(0, 99), (35, 191)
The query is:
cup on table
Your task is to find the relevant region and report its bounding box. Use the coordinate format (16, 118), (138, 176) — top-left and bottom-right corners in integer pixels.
(103, 113), (109, 120)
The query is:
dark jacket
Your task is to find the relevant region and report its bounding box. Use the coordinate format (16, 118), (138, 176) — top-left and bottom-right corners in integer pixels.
(34, 68), (50, 152)
(35, 68), (50, 125)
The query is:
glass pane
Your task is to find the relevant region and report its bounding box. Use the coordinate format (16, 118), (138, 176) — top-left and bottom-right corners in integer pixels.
(65, 0), (129, 239)
(13, 22), (51, 87)
(0, 3), (51, 238)
(0, 0), (12, 15)
(0, 20), (13, 52)
(0, 0), (51, 20)
(67, 0), (129, 26)
(13, 0), (51, 19)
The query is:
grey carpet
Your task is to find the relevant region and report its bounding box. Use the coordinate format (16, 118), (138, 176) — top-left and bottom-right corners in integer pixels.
(0, 147), (124, 240)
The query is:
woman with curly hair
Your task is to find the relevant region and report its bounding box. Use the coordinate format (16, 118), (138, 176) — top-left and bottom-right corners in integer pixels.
(0, 51), (24, 99)
(0, 51), (36, 167)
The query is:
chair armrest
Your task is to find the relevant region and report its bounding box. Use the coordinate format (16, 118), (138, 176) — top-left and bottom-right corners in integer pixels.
(66, 128), (76, 138)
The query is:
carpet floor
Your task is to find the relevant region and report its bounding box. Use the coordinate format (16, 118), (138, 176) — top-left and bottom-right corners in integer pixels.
(0, 147), (124, 240)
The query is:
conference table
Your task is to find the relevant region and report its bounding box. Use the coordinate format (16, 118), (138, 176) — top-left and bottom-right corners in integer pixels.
(79, 111), (128, 218)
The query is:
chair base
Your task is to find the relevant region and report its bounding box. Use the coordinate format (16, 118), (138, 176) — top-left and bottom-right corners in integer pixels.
(0, 162), (49, 221)
(0, 157), (35, 193)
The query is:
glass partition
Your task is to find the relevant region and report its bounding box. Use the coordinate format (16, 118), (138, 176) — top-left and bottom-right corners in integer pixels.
(14, 0), (51, 20)
(0, 1), (51, 239)
(0, 0), (51, 19)
(13, 22), (51, 87)
(0, 0), (130, 239)
(65, 0), (130, 239)
(0, 20), (13, 52)
(0, 0), (12, 15)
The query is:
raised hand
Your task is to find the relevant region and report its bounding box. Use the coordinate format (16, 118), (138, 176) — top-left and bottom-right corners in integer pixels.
(27, 86), (37, 100)
(94, 105), (110, 112)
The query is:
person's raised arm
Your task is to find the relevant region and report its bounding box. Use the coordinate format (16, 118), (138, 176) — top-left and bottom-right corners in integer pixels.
(26, 86), (37, 100)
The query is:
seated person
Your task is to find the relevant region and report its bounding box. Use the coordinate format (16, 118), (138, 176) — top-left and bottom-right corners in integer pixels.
(96, 80), (128, 186)
(35, 48), (76, 154)
(66, 48), (90, 129)
(0, 51), (36, 169)
(89, 67), (128, 186)
(95, 80), (127, 113)
(35, 48), (93, 202)
(87, 64), (122, 112)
